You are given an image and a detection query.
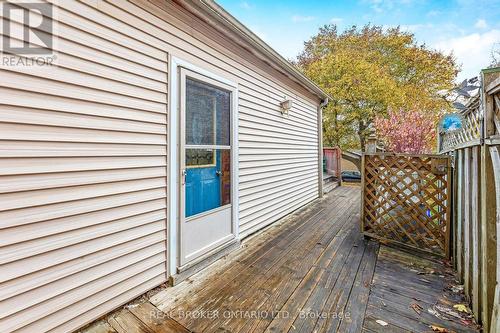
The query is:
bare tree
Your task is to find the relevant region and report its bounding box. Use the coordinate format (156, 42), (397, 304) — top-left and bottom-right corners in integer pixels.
(489, 43), (500, 68)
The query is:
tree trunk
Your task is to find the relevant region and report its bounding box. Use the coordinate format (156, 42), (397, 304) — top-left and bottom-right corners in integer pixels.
(333, 108), (339, 147)
(358, 120), (366, 152)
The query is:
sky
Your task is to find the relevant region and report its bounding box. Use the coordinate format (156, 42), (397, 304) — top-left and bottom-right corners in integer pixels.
(217, 0), (500, 82)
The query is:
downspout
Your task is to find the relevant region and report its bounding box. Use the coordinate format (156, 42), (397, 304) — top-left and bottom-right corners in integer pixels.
(318, 98), (329, 198)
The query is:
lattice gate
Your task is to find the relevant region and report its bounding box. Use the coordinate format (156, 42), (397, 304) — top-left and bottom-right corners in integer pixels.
(362, 153), (452, 257)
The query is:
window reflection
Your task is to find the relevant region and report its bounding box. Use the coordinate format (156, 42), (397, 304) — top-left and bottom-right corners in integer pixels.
(186, 78), (230, 146)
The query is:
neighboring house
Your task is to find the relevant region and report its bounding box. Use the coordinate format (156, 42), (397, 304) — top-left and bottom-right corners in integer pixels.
(0, 1), (328, 332)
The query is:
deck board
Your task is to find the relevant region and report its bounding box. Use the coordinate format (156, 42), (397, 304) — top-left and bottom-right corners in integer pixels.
(82, 186), (478, 333)
(364, 246), (479, 333)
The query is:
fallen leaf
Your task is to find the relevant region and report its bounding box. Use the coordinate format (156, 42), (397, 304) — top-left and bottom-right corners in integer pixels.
(376, 319), (388, 326)
(430, 325), (456, 332)
(410, 302), (423, 315)
(453, 304), (469, 313)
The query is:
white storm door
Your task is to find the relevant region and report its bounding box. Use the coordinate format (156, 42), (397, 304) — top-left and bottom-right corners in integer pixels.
(178, 68), (235, 267)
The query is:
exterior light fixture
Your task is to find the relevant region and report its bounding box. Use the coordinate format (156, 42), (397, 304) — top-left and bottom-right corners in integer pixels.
(280, 98), (293, 115)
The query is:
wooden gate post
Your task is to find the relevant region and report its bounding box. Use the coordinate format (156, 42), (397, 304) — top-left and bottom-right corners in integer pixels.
(488, 146), (500, 333)
(366, 134), (377, 154)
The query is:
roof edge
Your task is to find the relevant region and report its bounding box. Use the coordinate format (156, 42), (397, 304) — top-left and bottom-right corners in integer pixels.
(195, 0), (329, 101)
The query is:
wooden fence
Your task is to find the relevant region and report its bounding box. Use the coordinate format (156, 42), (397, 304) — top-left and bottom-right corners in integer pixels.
(438, 68), (500, 333)
(361, 153), (451, 257)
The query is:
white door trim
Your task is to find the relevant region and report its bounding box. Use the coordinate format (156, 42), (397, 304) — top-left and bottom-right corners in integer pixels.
(168, 57), (239, 276)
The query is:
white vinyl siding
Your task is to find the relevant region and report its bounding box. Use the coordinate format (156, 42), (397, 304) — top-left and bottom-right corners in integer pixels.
(0, 0), (320, 332)
(238, 95), (319, 236)
(0, 0), (168, 332)
(118, 0), (320, 238)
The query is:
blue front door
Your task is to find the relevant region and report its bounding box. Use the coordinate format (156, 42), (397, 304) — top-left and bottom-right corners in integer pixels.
(185, 151), (221, 217)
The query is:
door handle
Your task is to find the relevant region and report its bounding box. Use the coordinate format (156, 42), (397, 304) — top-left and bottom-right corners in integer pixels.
(181, 169), (186, 185)
(216, 170), (223, 177)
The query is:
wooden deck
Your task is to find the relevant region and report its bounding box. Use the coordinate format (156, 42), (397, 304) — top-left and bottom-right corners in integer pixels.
(83, 186), (478, 333)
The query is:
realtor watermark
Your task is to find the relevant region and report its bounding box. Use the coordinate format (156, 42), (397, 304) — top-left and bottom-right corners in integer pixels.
(148, 308), (351, 321)
(1, 0), (57, 67)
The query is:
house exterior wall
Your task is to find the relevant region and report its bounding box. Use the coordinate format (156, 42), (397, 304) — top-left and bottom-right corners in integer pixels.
(132, 0), (321, 237)
(0, 0), (321, 332)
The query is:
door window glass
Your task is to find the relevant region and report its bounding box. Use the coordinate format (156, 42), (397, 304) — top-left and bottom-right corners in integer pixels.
(184, 77), (232, 218)
(186, 79), (230, 146)
(186, 149), (215, 167)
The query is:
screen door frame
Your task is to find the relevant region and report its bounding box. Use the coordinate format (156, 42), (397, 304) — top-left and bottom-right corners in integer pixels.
(168, 56), (239, 275)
